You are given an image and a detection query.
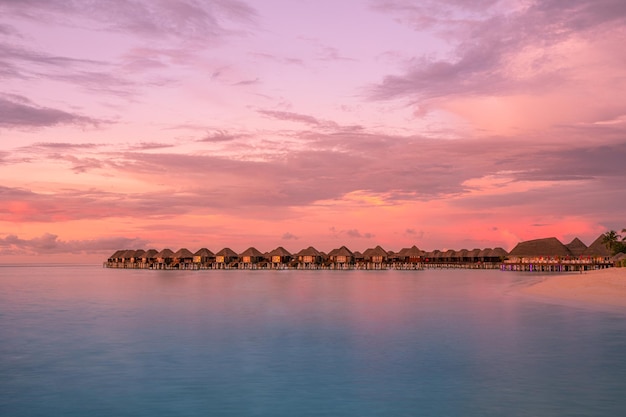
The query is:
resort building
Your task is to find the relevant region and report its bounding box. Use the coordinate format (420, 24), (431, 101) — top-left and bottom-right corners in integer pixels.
(295, 247), (323, 269)
(502, 236), (612, 271)
(104, 234), (619, 271)
(215, 248), (238, 268)
(239, 247), (265, 269)
(267, 247), (292, 269)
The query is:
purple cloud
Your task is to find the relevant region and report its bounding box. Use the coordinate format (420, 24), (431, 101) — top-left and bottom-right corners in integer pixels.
(258, 110), (321, 126)
(282, 232), (299, 240)
(0, 233), (149, 255)
(0, 95), (100, 128)
(370, 0), (626, 101)
(1, 0), (257, 41)
(198, 131), (242, 143)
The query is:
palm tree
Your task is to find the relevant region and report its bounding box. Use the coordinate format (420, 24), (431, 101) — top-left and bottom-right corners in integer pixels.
(602, 230), (621, 255)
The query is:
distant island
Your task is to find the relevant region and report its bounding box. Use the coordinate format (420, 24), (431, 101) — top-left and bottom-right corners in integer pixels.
(105, 233), (625, 272)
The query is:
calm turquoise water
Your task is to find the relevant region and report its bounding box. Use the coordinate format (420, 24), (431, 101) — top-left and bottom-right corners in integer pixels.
(1, 266), (625, 416)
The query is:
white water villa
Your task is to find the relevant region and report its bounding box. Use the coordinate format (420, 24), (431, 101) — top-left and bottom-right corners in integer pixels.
(105, 235), (620, 271)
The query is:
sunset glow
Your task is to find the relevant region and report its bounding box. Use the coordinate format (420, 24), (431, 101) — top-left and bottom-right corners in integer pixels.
(1, 0), (625, 263)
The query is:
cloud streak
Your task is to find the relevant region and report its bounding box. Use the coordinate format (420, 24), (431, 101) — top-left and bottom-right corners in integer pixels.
(0, 233), (149, 255)
(0, 95), (101, 128)
(1, 0), (625, 260)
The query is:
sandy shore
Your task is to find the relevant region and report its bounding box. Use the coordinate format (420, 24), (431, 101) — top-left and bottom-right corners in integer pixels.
(519, 267), (626, 311)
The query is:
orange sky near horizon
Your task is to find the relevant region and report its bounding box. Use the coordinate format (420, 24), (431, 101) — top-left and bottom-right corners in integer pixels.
(1, 0), (625, 263)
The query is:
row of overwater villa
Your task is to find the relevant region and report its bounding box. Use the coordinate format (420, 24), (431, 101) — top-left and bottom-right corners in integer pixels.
(104, 234), (622, 271)
(104, 245), (508, 270)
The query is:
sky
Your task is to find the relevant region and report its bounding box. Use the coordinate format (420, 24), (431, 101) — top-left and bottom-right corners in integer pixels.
(1, 0), (626, 263)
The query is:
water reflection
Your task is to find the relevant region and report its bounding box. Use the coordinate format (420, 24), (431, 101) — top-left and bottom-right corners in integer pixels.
(1, 266), (625, 417)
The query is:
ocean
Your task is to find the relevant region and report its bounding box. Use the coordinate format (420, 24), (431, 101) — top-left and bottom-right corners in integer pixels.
(1, 265), (625, 416)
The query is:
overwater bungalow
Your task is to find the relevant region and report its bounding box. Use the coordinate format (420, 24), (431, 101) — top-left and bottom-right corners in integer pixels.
(140, 249), (157, 268)
(403, 246), (425, 264)
(328, 246), (354, 269)
(267, 247), (292, 268)
(155, 248), (175, 269)
(503, 237), (608, 271)
(108, 249), (124, 264)
(467, 248), (481, 263)
(362, 246), (388, 269)
(173, 248), (195, 269)
(215, 248), (238, 268)
(489, 248), (508, 262)
(353, 251), (364, 263)
(193, 248), (215, 268)
(239, 247), (265, 269)
(295, 246), (323, 269)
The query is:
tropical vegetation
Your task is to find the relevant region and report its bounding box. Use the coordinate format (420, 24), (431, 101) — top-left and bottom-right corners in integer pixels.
(602, 229), (626, 255)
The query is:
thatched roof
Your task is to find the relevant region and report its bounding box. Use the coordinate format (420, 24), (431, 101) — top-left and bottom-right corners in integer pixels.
(268, 246), (291, 257)
(612, 252), (626, 261)
(582, 235), (611, 257)
(174, 248), (194, 258)
(194, 248), (215, 257)
(565, 238), (588, 256)
(467, 248), (481, 258)
(429, 250), (442, 259)
(134, 249), (146, 258)
(297, 246), (321, 257)
(122, 249), (137, 259)
(508, 238), (571, 257)
(490, 247), (508, 257)
(362, 245), (388, 259)
(352, 251), (363, 259)
(240, 247), (264, 257)
(328, 246), (353, 257)
(403, 245), (424, 258)
(110, 249), (125, 259)
(443, 249), (456, 258)
(156, 248), (175, 258)
(215, 247), (238, 257)
(144, 249), (158, 259)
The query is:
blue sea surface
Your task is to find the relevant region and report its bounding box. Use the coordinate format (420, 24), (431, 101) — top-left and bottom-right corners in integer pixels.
(1, 266), (625, 416)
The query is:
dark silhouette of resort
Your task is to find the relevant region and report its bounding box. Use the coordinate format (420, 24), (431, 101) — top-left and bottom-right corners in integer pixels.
(105, 235), (620, 271)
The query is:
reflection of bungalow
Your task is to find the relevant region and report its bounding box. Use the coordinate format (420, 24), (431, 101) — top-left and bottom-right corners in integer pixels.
(173, 248), (195, 269)
(239, 247), (264, 268)
(363, 245), (388, 264)
(215, 248), (238, 267)
(267, 247), (292, 267)
(193, 248), (215, 267)
(328, 246), (354, 267)
(156, 248), (175, 268)
(296, 246), (323, 268)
